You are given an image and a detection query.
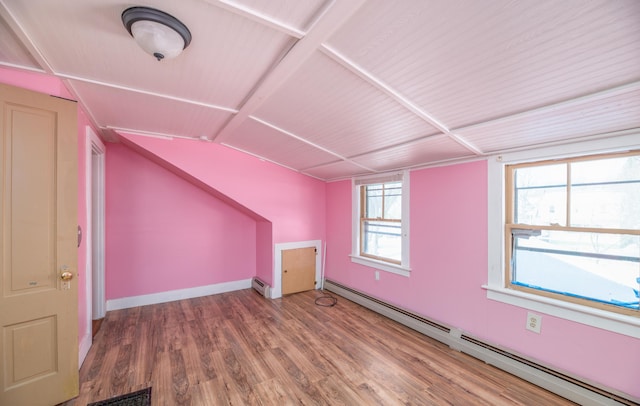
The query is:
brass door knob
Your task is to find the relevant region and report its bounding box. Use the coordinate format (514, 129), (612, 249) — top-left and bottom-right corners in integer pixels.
(60, 271), (73, 281)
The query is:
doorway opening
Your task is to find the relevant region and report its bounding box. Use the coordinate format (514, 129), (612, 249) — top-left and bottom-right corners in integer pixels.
(80, 127), (105, 366)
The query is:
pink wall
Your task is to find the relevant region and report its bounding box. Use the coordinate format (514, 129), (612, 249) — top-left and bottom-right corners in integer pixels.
(0, 67), (92, 353)
(117, 133), (327, 287)
(105, 143), (257, 299)
(0, 67), (72, 99)
(255, 221), (273, 284)
(325, 160), (639, 398)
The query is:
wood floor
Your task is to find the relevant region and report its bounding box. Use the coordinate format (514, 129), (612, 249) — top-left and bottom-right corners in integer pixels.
(65, 289), (576, 405)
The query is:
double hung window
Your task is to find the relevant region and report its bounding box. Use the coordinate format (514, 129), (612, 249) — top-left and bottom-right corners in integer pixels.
(505, 151), (640, 316)
(352, 172), (410, 276)
(360, 181), (402, 263)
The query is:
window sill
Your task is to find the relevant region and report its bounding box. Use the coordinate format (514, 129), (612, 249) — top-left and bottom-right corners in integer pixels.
(350, 255), (411, 277)
(482, 285), (640, 338)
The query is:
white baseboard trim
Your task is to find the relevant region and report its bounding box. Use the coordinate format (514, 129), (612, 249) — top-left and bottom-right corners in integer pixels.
(106, 279), (252, 311)
(78, 332), (92, 368)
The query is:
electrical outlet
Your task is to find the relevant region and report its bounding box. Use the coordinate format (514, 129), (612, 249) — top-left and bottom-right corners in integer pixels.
(526, 312), (542, 333)
(375, 271), (380, 281)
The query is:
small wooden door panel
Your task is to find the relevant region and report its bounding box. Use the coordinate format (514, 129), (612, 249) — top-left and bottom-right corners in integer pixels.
(282, 247), (316, 295)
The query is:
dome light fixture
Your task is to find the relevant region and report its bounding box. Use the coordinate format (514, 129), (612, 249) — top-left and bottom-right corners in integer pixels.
(122, 6), (192, 61)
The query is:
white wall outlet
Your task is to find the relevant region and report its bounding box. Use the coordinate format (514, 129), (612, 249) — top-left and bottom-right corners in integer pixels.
(375, 271), (380, 281)
(526, 312), (542, 333)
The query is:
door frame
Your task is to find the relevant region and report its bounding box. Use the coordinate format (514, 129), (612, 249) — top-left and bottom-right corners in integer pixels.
(273, 240), (322, 299)
(80, 126), (105, 366)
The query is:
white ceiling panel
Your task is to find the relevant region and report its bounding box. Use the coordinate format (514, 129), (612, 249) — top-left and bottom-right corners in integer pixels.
(225, 118), (340, 170)
(70, 81), (232, 139)
(0, 14), (40, 69)
(351, 135), (476, 172)
(1, 0), (638, 181)
(2, 0), (294, 109)
(254, 51), (440, 157)
(456, 88), (640, 153)
(302, 160), (373, 180)
(220, 0), (330, 32)
(327, 0), (640, 129)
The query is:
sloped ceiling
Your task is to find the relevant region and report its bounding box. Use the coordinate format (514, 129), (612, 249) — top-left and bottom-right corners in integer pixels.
(1, 0), (639, 180)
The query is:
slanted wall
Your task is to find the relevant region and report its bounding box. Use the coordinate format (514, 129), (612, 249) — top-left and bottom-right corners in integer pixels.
(117, 132), (326, 288)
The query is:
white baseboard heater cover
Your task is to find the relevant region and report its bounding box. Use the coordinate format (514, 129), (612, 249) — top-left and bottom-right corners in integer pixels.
(251, 277), (270, 298)
(323, 279), (637, 406)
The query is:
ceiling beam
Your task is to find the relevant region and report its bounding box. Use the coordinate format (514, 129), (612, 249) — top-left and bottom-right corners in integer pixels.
(56, 73), (238, 114)
(211, 0), (367, 143)
(248, 115), (375, 172)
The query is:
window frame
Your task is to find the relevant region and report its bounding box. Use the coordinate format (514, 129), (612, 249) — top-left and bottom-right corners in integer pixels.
(352, 171), (410, 276)
(360, 181), (402, 264)
(504, 152), (640, 318)
(485, 133), (640, 339)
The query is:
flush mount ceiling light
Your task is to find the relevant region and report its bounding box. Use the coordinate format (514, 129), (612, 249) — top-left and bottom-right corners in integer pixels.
(122, 6), (191, 61)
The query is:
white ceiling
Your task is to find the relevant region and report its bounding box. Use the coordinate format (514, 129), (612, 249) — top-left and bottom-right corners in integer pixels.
(1, 0), (639, 180)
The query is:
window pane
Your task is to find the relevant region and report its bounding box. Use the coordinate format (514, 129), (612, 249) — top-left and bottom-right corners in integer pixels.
(365, 182), (402, 220)
(384, 182), (402, 220)
(365, 185), (382, 218)
(514, 165), (567, 226)
(516, 164), (566, 187)
(363, 220), (401, 261)
(571, 156), (640, 229)
(512, 230), (640, 309)
(572, 155), (640, 183)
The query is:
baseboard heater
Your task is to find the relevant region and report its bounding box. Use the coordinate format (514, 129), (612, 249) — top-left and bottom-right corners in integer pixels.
(323, 279), (637, 406)
(251, 277), (270, 298)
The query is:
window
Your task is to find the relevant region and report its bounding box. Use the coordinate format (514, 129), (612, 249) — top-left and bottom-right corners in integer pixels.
(361, 181), (402, 263)
(486, 135), (640, 337)
(505, 152), (640, 317)
(352, 172), (410, 276)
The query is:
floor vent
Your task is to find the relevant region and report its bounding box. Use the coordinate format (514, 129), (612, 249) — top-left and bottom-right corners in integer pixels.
(324, 278), (637, 406)
(251, 277), (270, 298)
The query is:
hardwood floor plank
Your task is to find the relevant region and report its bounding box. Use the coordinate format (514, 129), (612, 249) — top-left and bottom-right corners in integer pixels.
(316, 374), (370, 405)
(64, 289), (577, 405)
(131, 320), (154, 384)
(252, 377), (298, 405)
(260, 347), (328, 405)
(190, 378), (232, 405)
(187, 318), (218, 381)
(110, 343), (133, 394)
(210, 349), (262, 405)
(168, 349), (192, 405)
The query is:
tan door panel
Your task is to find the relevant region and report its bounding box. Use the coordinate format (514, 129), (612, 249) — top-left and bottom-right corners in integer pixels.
(282, 247), (316, 295)
(0, 83), (78, 405)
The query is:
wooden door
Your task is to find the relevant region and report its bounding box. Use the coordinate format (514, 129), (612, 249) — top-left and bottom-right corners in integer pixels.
(0, 83), (78, 405)
(282, 247), (316, 295)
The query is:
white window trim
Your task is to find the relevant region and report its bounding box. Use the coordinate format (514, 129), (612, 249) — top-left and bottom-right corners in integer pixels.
(486, 132), (640, 338)
(352, 171), (411, 277)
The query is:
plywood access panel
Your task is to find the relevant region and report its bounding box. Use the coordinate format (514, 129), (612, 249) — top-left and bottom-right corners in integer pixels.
(281, 247), (316, 295)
